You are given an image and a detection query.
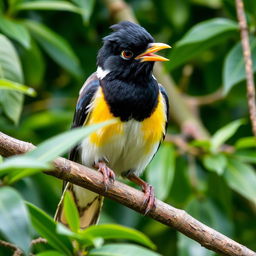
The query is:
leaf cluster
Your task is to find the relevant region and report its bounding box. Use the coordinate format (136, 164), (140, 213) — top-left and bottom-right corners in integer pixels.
(0, 0), (256, 255)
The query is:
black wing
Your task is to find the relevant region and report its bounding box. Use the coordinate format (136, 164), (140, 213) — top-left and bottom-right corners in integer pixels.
(69, 72), (100, 161)
(159, 84), (169, 137)
(59, 72), (100, 204)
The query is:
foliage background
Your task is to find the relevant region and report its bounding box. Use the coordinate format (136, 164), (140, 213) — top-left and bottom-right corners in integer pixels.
(0, 0), (256, 255)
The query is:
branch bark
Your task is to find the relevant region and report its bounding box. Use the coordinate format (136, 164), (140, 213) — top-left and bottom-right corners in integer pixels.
(0, 237), (47, 256)
(0, 132), (255, 256)
(235, 0), (256, 136)
(102, 0), (209, 140)
(0, 240), (22, 256)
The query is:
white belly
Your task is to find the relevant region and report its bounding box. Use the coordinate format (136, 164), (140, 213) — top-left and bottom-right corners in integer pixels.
(80, 119), (159, 176)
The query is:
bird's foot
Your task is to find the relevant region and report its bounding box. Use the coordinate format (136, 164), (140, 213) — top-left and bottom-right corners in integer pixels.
(124, 172), (156, 215)
(141, 182), (156, 215)
(94, 161), (115, 191)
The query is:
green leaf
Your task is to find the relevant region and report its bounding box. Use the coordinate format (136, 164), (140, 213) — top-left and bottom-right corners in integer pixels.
(169, 157), (192, 205)
(36, 251), (64, 256)
(190, 140), (211, 151)
(211, 119), (244, 152)
(167, 18), (238, 70)
(0, 187), (32, 254)
(202, 154), (227, 175)
(26, 202), (73, 255)
(1, 155), (51, 184)
(56, 223), (76, 237)
(0, 1), (4, 14)
(178, 198), (232, 256)
(191, 0), (222, 8)
(56, 222), (96, 246)
(20, 39), (45, 87)
(20, 110), (71, 131)
(72, 0), (95, 23)
(88, 243), (161, 256)
(0, 34), (24, 123)
(28, 120), (116, 162)
(146, 143), (175, 200)
(0, 15), (30, 48)
(0, 155), (50, 175)
(207, 173), (233, 218)
(7, 0), (22, 14)
(80, 224), (156, 250)
(161, 0), (189, 29)
(7, 167), (52, 185)
(0, 91), (23, 124)
(0, 78), (36, 96)
(223, 37), (256, 95)
(24, 20), (82, 77)
(234, 150), (256, 164)
(178, 233), (214, 256)
(0, 34), (23, 82)
(14, 1), (81, 13)
(63, 191), (80, 233)
(224, 158), (256, 204)
(235, 136), (256, 149)
(8, 0), (22, 8)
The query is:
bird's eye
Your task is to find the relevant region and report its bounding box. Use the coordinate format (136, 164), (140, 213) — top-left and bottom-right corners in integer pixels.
(121, 50), (133, 60)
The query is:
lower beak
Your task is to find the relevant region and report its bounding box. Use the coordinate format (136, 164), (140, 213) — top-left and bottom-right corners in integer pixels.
(135, 43), (171, 62)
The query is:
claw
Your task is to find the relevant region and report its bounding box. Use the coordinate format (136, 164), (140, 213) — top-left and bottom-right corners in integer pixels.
(95, 161), (115, 191)
(124, 172), (156, 215)
(142, 183), (156, 215)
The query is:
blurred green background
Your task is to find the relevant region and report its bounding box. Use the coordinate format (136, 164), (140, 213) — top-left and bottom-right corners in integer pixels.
(0, 0), (256, 255)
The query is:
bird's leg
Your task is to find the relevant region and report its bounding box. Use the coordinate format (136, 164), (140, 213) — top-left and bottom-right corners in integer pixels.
(124, 172), (155, 215)
(94, 160), (115, 191)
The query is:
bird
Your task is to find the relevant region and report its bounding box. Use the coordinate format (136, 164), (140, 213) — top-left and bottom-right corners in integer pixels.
(55, 21), (170, 229)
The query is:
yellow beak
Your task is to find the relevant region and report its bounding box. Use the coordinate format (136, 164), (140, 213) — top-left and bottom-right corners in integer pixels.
(135, 43), (171, 62)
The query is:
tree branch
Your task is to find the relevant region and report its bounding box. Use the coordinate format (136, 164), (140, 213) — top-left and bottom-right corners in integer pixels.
(185, 89), (224, 106)
(235, 0), (256, 136)
(0, 237), (47, 256)
(0, 240), (22, 256)
(0, 132), (255, 256)
(102, 0), (209, 140)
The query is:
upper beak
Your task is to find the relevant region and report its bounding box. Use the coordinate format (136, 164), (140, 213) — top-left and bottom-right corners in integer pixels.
(135, 43), (171, 62)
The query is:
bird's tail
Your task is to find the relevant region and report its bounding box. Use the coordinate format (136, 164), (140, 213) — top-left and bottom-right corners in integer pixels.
(55, 183), (104, 229)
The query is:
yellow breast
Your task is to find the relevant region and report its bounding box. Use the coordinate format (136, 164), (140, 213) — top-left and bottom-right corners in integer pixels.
(87, 87), (166, 150)
(87, 87), (123, 145)
(141, 93), (166, 152)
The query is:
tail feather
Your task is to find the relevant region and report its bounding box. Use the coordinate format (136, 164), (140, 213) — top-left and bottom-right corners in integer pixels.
(55, 183), (104, 229)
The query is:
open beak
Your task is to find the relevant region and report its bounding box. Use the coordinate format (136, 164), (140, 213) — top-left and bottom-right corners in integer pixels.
(135, 43), (171, 62)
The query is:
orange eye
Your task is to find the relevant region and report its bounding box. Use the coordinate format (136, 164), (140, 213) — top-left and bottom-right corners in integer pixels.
(121, 50), (133, 60)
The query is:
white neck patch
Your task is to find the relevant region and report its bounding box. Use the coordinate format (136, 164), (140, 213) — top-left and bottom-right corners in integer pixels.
(97, 66), (110, 79)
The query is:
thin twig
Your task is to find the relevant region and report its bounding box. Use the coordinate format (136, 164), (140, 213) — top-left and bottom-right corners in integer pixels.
(30, 237), (47, 246)
(164, 134), (201, 156)
(0, 237), (47, 256)
(165, 134), (235, 156)
(0, 132), (255, 256)
(179, 65), (194, 92)
(0, 240), (22, 256)
(236, 0), (256, 136)
(185, 89), (224, 106)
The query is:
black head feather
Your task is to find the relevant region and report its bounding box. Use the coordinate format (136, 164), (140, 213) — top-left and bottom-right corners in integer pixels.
(104, 21), (154, 49)
(97, 21), (155, 82)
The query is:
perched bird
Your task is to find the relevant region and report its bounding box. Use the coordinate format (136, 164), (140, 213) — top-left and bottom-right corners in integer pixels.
(55, 21), (170, 229)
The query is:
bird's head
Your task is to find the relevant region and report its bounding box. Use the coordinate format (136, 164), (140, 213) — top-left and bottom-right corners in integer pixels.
(97, 21), (171, 82)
